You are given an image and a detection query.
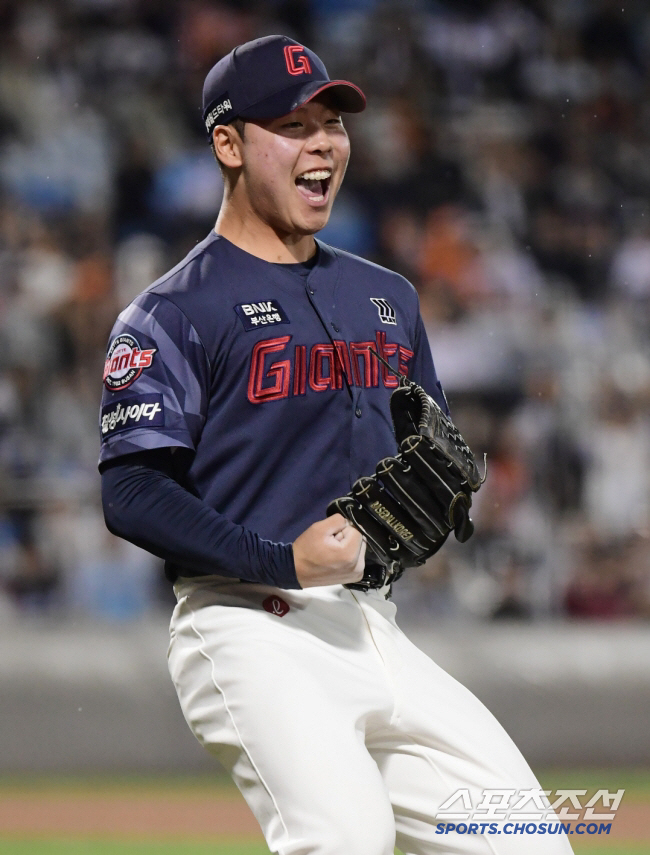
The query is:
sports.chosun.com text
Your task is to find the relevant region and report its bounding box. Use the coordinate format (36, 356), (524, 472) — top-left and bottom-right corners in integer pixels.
(435, 822), (612, 836)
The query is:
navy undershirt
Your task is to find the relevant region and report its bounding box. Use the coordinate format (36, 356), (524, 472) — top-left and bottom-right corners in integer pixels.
(274, 254), (318, 276)
(101, 447), (301, 588)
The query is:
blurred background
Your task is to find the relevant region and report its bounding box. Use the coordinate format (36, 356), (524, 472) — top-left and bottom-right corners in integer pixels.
(1, 0), (650, 833)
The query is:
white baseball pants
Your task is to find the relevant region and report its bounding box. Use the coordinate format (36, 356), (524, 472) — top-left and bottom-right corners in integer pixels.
(168, 578), (574, 855)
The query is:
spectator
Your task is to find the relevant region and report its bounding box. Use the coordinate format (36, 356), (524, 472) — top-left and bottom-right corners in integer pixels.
(0, 0), (648, 620)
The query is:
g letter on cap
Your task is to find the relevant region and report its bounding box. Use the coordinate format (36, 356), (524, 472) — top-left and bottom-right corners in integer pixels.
(284, 44), (312, 75)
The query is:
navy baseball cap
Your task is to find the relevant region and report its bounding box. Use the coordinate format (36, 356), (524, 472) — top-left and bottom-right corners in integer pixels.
(202, 35), (366, 138)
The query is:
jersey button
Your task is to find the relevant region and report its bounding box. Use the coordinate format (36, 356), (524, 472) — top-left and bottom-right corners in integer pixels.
(355, 407), (362, 418)
(331, 322), (340, 332)
(309, 288), (315, 295)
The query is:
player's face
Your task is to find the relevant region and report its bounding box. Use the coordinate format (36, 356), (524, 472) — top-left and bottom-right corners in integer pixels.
(240, 98), (350, 236)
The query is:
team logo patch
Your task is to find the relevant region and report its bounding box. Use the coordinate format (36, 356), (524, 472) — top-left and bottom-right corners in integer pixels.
(103, 333), (157, 391)
(263, 595), (290, 617)
(101, 394), (164, 437)
(370, 298), (397, 325)
(235, 300), (290, 331)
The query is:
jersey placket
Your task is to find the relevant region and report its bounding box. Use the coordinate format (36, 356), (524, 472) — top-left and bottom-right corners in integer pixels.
(301, 256), (368, 487)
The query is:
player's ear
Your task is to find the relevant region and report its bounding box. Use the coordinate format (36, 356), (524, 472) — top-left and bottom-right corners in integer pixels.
(212, 124), (244, 170)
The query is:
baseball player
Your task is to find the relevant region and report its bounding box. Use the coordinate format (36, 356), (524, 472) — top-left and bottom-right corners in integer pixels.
(99, 36), (573, 855)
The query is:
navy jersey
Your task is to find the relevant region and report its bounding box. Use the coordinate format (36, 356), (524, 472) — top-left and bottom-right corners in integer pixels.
(99, 232), (447, 556)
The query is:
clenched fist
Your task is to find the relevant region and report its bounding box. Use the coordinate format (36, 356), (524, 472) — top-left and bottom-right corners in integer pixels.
(292, 514), (366, 588)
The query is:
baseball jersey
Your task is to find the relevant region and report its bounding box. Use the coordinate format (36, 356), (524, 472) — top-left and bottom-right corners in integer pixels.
(99, 231), (447, 576)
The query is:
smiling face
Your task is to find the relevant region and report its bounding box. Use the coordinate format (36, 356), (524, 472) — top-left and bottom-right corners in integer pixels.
(232, 97), (351, 239)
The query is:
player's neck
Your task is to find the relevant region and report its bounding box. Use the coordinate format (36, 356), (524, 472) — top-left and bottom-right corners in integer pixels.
(215, 201), (317, 264)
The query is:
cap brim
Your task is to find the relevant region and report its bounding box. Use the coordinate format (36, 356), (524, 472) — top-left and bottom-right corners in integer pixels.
(297, 80), (366, 113)
(238, 79), (366, 121)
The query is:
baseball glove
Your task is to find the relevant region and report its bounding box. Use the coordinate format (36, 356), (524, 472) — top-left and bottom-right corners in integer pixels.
(327, 379), (486, 591)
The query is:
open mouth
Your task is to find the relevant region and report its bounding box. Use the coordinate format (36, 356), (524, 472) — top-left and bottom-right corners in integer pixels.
(295, 168), (332, 205)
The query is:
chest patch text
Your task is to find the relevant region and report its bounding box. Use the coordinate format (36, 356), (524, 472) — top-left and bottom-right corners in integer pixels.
(248, 331), (413, 404)
(235, 300), (290, 331)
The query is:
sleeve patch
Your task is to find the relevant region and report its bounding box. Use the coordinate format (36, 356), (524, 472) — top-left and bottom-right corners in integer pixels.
(101, 394), (165, 438)
(234, 300), (290, 331)
(103, 333), (157, 390)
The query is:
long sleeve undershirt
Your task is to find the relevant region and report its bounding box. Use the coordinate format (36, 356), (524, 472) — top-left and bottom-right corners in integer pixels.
(100, 449), (300, 588)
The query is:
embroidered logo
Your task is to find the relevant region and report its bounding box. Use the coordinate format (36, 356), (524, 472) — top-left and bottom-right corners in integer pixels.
(101, 394), (164, 436)
(205, 94), (233, 133)
(370, 298), (397, 325)
(235, 300), (290, 331)
(263, 595), (290, 617)
(284, 45), (312, 76)
(103, 334), (157, 391)
(247, 332), (414, 404)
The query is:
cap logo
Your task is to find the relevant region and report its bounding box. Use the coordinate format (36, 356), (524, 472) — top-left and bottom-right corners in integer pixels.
(284, 44), (312, 76)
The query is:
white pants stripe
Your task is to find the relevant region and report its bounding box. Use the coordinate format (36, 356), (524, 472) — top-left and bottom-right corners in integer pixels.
(168, 578), (574, 855)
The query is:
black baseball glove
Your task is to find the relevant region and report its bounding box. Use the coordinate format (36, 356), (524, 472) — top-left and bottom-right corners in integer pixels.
(327, 379), (486, 591)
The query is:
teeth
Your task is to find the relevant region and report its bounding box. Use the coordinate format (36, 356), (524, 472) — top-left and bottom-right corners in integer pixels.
(298, 169), (331, 180)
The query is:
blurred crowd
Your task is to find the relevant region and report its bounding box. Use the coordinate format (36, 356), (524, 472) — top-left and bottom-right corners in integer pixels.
(1, 0), (650, 621)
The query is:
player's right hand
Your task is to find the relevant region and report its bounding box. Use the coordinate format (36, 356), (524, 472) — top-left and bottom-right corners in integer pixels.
(292, 514), (366, 588)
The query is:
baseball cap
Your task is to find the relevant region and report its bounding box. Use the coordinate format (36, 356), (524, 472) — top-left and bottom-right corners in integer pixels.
(202, 35), (366, 138)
